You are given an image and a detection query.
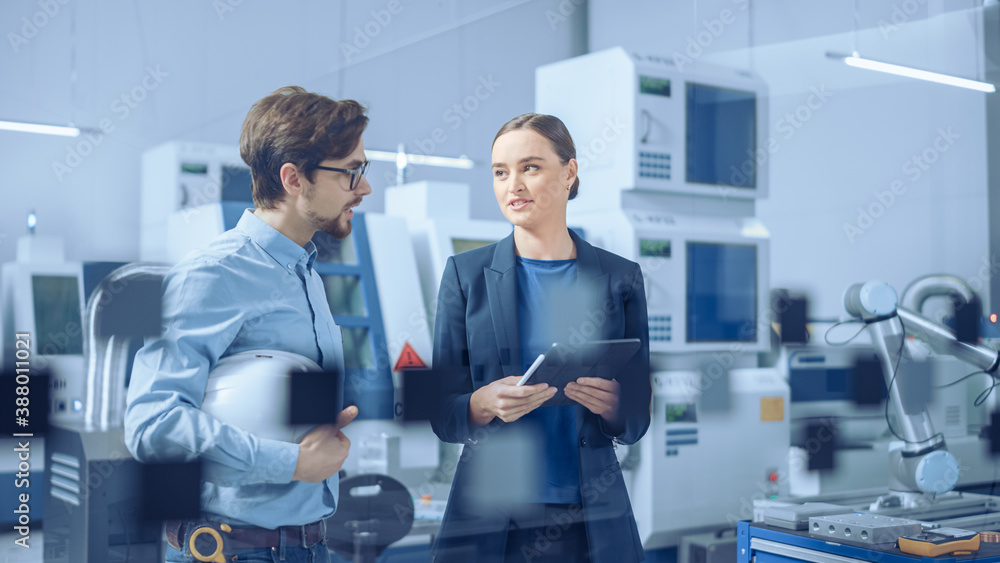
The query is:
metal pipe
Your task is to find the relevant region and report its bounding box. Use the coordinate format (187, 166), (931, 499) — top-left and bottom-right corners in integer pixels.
(900, 274), (976, 314)
(897, 308), (1000, 373)
(83, 263), (168, 431)
(866, 318), (939, 447)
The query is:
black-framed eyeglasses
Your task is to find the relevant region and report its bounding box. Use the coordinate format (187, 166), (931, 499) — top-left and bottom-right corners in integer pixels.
(314, 160), (371, 191)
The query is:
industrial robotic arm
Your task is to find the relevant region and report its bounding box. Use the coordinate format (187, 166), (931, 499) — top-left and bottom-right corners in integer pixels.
(844, 280), (1000, 498)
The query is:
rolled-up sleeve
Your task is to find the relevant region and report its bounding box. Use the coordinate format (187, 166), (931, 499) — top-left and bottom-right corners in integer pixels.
(124, 261), (299, 486)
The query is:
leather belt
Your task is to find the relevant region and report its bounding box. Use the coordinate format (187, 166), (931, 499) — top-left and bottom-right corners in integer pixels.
(167, 519), (327, 551)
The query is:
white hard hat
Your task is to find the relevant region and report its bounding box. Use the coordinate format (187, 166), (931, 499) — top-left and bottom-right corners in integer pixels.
(201, 349), (321, 443)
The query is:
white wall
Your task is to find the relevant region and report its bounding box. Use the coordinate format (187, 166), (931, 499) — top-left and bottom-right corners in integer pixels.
(590, 0), (992, 317)
(0, 0), (586, 263)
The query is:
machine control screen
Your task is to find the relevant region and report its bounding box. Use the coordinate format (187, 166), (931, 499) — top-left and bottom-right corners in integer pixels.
(685, 82), (756, 189)
(666, 403), (697, 423)
(639, 75), (671, 97)
(686, 242), (757, 343)
(639, 239), (672, 258)
(32, 275), (84, 355)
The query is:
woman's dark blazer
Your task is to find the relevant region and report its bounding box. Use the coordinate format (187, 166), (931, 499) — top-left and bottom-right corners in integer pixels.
(428, 229), (651, 563)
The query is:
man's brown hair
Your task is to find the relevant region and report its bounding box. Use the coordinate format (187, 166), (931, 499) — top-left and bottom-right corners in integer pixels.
(240, 86), (368, 209)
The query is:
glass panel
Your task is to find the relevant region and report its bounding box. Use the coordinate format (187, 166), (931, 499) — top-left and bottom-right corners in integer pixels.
(342, 327), (374, 370)
(323, 275), (366, 316)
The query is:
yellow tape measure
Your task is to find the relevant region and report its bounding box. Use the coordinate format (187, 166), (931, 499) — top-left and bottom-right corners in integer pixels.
(189, 523), (232, 563)
(898, 529), (980, 557)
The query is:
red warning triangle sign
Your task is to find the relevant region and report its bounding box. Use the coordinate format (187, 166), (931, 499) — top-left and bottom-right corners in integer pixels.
(393, 341), (427, 371)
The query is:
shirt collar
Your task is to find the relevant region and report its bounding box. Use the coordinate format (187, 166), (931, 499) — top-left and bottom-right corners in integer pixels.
(235, 209), (317, 271)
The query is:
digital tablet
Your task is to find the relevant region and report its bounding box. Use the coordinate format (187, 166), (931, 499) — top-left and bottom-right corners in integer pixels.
(518, 338), (642, 407)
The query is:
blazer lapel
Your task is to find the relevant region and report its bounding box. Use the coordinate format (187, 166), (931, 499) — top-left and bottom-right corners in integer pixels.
(485, 232), (521, 378)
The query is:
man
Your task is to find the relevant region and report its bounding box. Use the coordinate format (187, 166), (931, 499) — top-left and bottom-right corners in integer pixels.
(125, 86), (372, 563)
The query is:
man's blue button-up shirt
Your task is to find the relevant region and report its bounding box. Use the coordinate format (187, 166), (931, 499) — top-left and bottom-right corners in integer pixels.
(125, 209), (345, 528)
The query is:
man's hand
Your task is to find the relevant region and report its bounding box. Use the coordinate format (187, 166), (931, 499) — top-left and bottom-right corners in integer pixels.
(565, 377), (620, 424)
(469, 376), (557, 424)
(292, 405), (357, 483)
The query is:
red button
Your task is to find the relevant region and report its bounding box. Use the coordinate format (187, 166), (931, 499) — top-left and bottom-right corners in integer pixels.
(769, 472), (778, 482)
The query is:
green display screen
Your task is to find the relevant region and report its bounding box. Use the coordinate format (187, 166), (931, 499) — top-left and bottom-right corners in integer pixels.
(639, 239), (671, 258)
(180, 162), (208, 175)
(666, 403), (697, 423)
(640, 76), (671, 97)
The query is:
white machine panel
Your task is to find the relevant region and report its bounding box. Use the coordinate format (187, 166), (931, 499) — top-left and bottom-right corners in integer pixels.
(141, 142), (250, 261)
(537, 46), (769, 210)
(1, 246), (86, 428)
(570, 205), (770, 354)
(386, 182), (512, 327)
(630, 368), (790, 549)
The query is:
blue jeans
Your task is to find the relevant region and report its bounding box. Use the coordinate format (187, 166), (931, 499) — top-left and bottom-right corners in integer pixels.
(165, 525), (332, 563)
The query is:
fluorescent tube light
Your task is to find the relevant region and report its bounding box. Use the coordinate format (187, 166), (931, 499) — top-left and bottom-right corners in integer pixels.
(827, 52), (995, 93)
(366, 149), (474, 169)
(0, 120), (82, 137)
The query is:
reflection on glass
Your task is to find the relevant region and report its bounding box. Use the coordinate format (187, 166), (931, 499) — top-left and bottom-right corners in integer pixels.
(323, 275), (366, 316)
(314, 232), (358, 264)
(342, 328), (374, 370)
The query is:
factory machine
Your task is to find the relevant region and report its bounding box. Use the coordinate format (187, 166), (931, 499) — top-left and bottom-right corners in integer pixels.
(743, 278), (1000, 561)
(0, 223), (160, 560)
(537, 46), (790, 558)
(385, 180), (512, 328)
(783, 275), (999, 499)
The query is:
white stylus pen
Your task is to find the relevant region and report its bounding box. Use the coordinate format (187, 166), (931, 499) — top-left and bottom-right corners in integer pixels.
(516, 353), (546, 386)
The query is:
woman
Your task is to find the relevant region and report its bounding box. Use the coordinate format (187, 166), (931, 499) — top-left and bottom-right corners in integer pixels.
(428, 113), (651, 563)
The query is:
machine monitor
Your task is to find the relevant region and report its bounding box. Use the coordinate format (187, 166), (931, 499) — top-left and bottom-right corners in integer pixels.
(685, 242), (758, 343)
(220, 164), (253, 203)
(565, 206), (770, 353)
(536, 46), (769, 206)
(141, 142), (251, 261)
(685, 83), (757, 189)
(32, 275), (84, 355)
(1, 261), (87, 426)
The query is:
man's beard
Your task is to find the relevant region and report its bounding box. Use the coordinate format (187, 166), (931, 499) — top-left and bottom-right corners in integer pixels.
(303, 186), (359, 240)
(306, 207), (352, 239)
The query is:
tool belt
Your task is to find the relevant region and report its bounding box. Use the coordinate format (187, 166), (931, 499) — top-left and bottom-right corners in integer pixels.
(166, 518), (327, 556)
